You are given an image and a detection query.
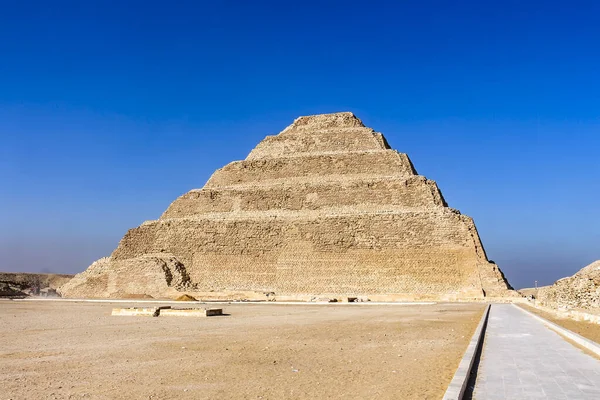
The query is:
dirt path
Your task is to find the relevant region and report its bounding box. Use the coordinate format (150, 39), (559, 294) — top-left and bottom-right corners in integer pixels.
(0, 301), (484, 400)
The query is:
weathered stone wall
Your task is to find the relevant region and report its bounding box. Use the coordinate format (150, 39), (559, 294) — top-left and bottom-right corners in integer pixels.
(60, 112), (512, 299)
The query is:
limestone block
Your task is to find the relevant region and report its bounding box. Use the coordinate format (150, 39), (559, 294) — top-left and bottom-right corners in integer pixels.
(160, 308), (223, 317)
(112, 307), (161, 317)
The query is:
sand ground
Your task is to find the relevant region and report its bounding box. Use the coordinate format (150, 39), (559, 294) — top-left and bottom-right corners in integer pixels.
(521, 303), (600, 345)
(0, 300), (484, 400)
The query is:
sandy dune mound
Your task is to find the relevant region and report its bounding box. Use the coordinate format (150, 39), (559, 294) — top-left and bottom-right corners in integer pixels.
(175, 294), (198, 301)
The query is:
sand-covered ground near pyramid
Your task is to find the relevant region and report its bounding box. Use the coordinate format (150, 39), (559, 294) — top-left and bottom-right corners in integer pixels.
(0, 300), (484, 400)
(521, 303), (600, 346)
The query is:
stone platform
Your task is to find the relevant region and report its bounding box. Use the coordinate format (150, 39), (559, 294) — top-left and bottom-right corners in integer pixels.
(111, 306), (223, 317)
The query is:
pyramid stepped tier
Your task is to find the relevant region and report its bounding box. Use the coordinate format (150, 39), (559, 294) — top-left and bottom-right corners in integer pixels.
(108, 211), (489, 297)
(162, 176), (447, 218)
(247, 127), (390, 159)
(59, 112), (513, 300)
(205, 150), (415, 188)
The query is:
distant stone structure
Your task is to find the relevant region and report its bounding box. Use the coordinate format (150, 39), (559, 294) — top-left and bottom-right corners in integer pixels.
(0, 272), (73, 298)
(537, 260), (600, 310)
(60, 112), (512, 300)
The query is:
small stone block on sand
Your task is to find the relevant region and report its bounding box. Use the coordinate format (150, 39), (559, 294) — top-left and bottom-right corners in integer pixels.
(112, 307), (159, 317)
(111, 306), (171, 317)
(160, 308), (223, 317)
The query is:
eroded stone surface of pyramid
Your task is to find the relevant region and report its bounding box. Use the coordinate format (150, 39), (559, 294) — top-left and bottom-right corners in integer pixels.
(60, 112), (513, 300)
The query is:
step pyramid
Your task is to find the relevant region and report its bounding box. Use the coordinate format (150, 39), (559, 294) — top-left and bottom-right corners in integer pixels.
(60, 112), (512, 300)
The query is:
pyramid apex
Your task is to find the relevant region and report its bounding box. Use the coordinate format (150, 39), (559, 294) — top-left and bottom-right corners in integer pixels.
(287, 112), (365, 131)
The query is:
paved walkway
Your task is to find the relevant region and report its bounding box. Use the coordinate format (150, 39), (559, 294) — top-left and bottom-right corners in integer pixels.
(473, 304), (600, 399)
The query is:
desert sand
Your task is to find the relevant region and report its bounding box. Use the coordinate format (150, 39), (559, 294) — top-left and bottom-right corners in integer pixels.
(521, 303), (600, 346)
(0, 300), (484, 400)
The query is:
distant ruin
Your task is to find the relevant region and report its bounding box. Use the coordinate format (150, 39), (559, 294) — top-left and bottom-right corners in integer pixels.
(537, 260), (600, 310)
(60, 112), (513, 300)
(0, 272), (73, 298)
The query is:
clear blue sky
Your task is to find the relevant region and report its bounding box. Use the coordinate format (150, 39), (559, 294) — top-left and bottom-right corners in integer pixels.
(1, 1), (598, 289)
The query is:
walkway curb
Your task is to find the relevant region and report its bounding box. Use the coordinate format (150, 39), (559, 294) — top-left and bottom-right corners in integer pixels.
(442, 304), (491, 400)
(514, 304), (600, 357)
